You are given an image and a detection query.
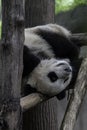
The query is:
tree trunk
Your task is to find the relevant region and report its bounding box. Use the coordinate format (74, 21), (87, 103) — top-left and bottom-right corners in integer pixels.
(23, 0), (59, 130)
(23, 98), (58, 130)
(0, 0), (24, 130)
(25, 0), (55, 27)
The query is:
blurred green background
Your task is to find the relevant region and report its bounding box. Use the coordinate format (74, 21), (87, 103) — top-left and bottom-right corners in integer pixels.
(55, 0), (87, 14)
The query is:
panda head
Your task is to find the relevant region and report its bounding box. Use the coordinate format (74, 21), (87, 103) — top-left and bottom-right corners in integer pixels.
(27, 58), (72, 96)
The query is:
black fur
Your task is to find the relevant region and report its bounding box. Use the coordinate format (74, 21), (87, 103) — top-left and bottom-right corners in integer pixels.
(23, 84), (37, 96)
(36, 30), (79, 60)
(23, 46), (40, 78)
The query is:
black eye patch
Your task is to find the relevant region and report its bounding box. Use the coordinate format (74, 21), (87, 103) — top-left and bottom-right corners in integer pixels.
(48, 72), (58, 82)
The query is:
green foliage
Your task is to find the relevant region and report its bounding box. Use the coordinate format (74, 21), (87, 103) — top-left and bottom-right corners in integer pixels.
(55, 0), (87, 14)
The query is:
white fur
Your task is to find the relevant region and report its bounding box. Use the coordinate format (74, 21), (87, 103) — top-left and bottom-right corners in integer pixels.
(25, 31), (54, 58)
(27, 59), (72, 96)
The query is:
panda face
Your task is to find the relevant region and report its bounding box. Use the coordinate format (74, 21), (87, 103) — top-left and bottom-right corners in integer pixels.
(27, 59), (72, 96)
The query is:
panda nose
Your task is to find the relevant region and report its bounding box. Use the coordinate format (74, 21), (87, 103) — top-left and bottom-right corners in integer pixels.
(64, 67), (72, 72)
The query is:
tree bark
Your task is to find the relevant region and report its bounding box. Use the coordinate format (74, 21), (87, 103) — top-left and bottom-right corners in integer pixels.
(25, 0), (55, 27)
(23, 0), (59, 130)
(23, 98), (58, 130)
(60, 58), (87, 130)
(0, 0), (24, 130)
(71, 33), (87, 46)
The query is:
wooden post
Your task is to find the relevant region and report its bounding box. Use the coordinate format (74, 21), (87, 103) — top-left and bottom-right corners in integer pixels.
(23, 0), (59, 130)
(0, 0), (24, 130)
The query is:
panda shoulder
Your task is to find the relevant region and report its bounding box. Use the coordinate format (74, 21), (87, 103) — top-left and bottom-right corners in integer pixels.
(24, 28), (55, 58)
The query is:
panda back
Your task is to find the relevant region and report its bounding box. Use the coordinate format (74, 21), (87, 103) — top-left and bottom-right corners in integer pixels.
(25, 24), (79, 60)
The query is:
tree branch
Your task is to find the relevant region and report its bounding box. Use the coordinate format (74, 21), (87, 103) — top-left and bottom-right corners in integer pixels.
(71, 33), (87, 46)
(60, 58), (87, 130)
(20, 93), (46, 112)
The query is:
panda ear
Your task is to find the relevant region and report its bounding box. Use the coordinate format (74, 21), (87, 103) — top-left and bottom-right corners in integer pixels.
(56, 91), (66, 100)
(23, 84), (37, 96)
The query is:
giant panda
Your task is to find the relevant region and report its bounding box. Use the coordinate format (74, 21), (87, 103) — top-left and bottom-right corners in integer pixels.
(22, 24), (82, 99)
